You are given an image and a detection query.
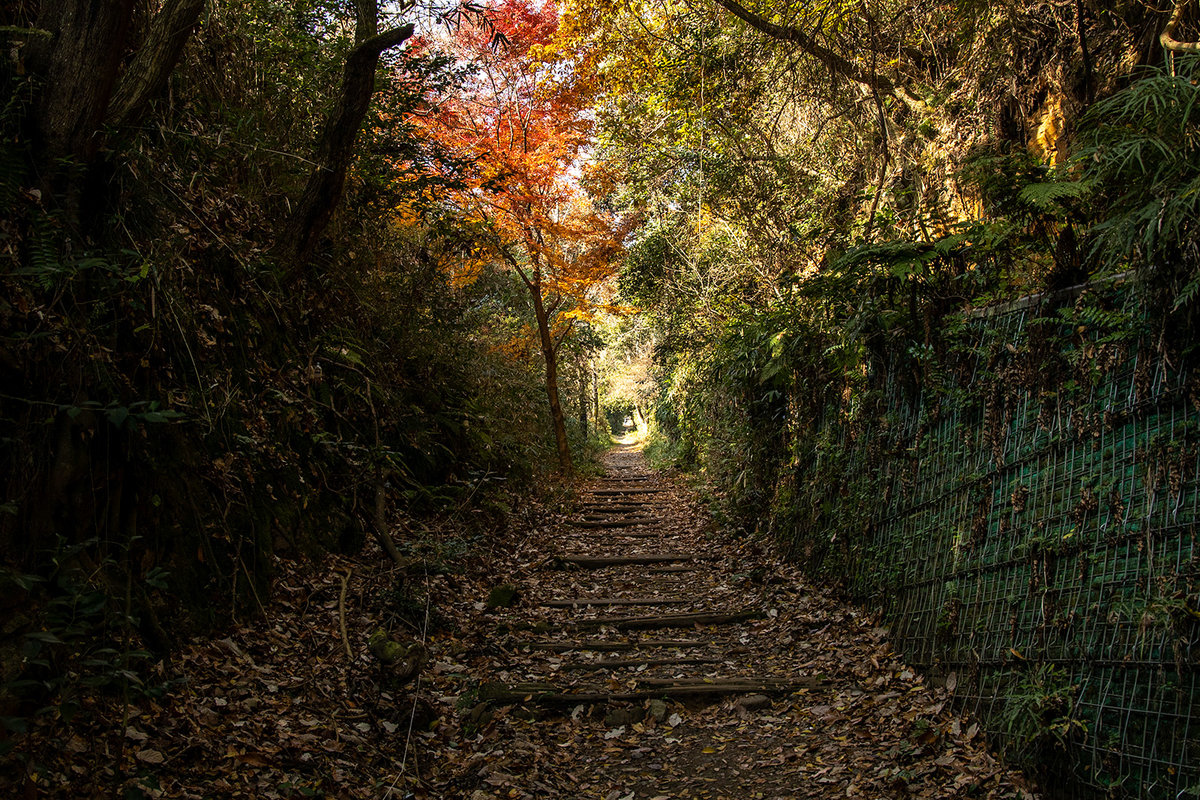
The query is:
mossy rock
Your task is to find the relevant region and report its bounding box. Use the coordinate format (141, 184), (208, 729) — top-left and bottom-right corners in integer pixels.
(487, 583), (519, 608)
(604, 706), (645, 727)
(367, 630), (427, 688)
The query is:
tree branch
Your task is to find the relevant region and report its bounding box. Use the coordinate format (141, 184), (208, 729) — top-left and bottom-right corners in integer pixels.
(1161, 0), (1200, 52)
(711, 0), (896, 94)
(498, 245), (536, 289)
(552, 317), (576, 355)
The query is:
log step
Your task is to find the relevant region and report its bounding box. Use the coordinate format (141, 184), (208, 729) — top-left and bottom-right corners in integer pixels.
(636, 676), (802, 688)
(579, 505), (650, 513)
(586, 489), (663, 496)
(559, 656), (721, 671)
(583, 609), (766, 630)
(541, 597), (687, 608)
(527, 639), (708, 652)
(477, 676), (829, 706)
(554, 554), (704, 568)
(584, 498), (654, 503)
(572, 518), (658, 528)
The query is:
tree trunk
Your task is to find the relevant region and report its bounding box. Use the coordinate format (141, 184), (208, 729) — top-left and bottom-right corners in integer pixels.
(272, 17), (414, 273)
(593, 360), (600, 436)
(26, 0), (135, 210)
(531, 284), (574, 474)
(578, 354), (588, 438)
(105, 0), (207, 129)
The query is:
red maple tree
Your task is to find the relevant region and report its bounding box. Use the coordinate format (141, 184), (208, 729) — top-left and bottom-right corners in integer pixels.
(416, 0), (629, 473)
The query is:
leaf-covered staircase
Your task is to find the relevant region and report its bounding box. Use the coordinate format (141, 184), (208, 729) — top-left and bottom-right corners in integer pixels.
(478, 441), (821, 711)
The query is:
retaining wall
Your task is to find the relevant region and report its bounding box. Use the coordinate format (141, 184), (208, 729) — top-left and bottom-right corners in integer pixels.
(787, 282), (1199, 797)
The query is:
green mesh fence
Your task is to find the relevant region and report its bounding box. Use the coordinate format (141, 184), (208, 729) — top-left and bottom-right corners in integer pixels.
(787, 284), (1199, 797)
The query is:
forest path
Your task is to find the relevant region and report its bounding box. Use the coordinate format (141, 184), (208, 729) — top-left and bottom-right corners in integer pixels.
(456, 441), (1041, 799)
(18, 440), (1045, 799)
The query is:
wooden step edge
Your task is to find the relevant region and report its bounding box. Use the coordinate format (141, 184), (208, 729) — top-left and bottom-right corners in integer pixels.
(635, 676), (802, 688)
(579, 505), (653, 512)
(541, 597), (688, 608)
(559, 656), (722, 671)
(554, 554), (711, 568)
(527, 639), (708, 652)
(572, 518), (659, 529)
(578, 512), (656, 519)
(476, 678), (831, 706)
(583, 609), (767, 629)
(582, 499), (655, 504)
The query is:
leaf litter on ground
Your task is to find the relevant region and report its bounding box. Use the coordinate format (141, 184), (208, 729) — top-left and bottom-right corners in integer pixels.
(4, 444), (1039, 799)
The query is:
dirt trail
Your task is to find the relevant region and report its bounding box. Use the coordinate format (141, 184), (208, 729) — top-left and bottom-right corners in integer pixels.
(6, 440), (1042, 799)
(458, 440), (1041, 799)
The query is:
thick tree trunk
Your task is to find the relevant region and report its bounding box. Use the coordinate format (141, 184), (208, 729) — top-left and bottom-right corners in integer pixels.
(531, 285), (574, 474)
(25, 0), (204, 220)
(26, 0), (135, 208)
(105, 0), (207, 129)
(272, 21), (414, 273)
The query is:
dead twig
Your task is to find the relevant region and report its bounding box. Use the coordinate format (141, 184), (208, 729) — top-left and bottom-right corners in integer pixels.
(339, 568), (352, 661)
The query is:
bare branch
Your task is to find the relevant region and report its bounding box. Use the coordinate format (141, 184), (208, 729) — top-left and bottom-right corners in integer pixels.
(711, 0), (895, 94)
(1161, 0), (1200, 52)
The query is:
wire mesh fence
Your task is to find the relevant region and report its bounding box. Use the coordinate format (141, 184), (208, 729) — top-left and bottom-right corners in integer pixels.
(787, 282), (1199, 797)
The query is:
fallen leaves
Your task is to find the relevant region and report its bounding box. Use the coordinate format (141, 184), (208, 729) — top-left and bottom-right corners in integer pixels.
(135, 749), (164, 764)
(3, 443), (1043, 799)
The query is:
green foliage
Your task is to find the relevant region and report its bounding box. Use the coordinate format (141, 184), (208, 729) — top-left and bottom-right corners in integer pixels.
(998, 665), (1086, 769)
(619, 224), (673, 307)
(1018, 179), (1091, 211)
(0, 551), (177, 760)
(957, 149), (1054, 222)
(0, 1), (588, 759)
(1069, 54), (1200, 302)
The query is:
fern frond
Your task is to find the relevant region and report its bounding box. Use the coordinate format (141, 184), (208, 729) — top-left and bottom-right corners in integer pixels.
(1018, 180), (1090, 210)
